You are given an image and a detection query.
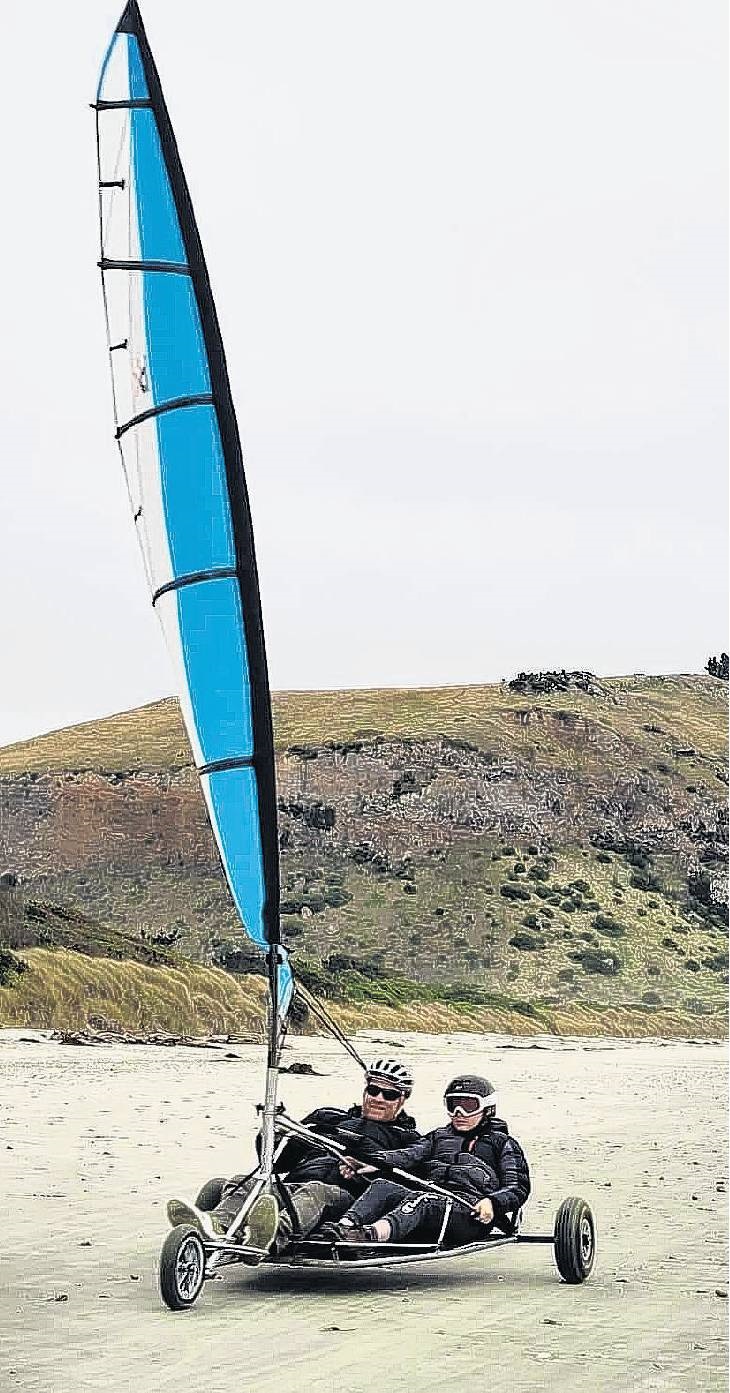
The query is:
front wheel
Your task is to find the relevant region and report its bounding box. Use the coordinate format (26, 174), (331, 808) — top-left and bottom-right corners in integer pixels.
(159, 1225), (206, 1310)
(553, 1197), (596, 1283)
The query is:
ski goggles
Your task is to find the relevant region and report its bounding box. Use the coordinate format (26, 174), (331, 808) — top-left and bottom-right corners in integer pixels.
(364, 1083), (403, 1101)
(444, 1092), (496, 1117)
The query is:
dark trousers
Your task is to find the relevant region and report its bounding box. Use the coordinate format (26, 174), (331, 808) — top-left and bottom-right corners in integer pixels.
(214, 1175), (352, 1250)
(343, 1178), (490, 1245)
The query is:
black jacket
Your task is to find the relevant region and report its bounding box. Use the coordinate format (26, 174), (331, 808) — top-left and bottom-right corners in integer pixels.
(374, 1117), (531, 1218)
(279, 1104), (421, 1192)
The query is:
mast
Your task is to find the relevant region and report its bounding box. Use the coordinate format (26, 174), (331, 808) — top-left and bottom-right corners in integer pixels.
(95, 3), (291, 1108)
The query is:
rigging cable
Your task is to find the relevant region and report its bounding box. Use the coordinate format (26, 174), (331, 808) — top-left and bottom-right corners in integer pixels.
(293, 977), (368, 1073)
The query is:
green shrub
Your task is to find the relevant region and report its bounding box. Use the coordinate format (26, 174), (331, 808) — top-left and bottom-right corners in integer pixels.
(683, 959), (702, 973)
(0, 948), (27, 986)
(513, 862), (526, 875)
(502, 846), (517, 856)
(323, 886), (352, 909)
(528, 865), (550, 882)
(592, 914), (625, 938)
(500, 883), (531, 902)
(630, 871), (661, 893)
(513, 1000), (542, 1018)
(570, 879), (591, 895)
(571, 947), (623, 976)
(560, 901), (576, 913)
(534, 884), (551, 900)
(596, 852), (612, 864)
(522, 912), (541, 929)
(509, 932), (546, 951)
(641, 991), (662, 1005)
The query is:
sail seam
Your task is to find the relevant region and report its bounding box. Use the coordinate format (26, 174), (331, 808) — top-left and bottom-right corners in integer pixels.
(100, 258), (191, 274)
(116, 393), (214, 438)
(95, 99), (152, 110)
(151, 567), (238, 605)
(198, 756), (257, 776)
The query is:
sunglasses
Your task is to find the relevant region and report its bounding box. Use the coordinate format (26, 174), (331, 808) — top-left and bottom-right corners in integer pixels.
(364, 1083), (403, 1102)
(445, 1094), (488, 1116)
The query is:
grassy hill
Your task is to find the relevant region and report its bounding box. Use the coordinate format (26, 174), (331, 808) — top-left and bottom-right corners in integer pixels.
(0, 673), (726, 775)
(0, 674), (727, 1038)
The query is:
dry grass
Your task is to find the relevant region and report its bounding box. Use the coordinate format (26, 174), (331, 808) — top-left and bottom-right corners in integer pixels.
(0, 948), (268, 1036)
(0, 675), (725, 775)
(0, 949), (724, 1040)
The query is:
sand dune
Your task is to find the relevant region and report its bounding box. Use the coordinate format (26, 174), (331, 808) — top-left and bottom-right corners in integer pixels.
(0, 1030), (727, 1392)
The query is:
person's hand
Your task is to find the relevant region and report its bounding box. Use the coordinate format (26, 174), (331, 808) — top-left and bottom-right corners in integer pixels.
(473, 1197), (494, 1224)
(339, 1156), (376, 1178)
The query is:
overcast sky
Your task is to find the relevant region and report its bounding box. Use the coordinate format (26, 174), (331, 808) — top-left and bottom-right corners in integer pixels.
(1, 1), (726, 747)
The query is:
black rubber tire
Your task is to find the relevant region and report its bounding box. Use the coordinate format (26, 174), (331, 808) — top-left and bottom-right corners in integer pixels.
(195, 1176), (227, 1212)
(553, 1197), (596, 1283)
(159, 1225), (206, 1311)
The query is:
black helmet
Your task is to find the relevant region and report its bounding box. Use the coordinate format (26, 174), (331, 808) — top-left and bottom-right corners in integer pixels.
(444, 1074), (497, 1118)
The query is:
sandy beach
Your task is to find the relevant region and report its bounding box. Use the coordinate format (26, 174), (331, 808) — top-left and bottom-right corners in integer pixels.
(0, 1030), (727, 1393)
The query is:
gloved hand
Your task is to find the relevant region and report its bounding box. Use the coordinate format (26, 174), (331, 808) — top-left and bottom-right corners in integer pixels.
(424, 1161), (450, 1185)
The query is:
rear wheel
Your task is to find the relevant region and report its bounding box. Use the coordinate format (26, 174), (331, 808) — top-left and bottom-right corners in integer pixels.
(159, 1225), (206, 1310)
(553, 1197), (596, 1283)
(195, 1176), (226, 1212)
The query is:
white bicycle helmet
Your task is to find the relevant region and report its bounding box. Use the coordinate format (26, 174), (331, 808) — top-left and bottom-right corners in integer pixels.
(365, 1057), (414, 1098)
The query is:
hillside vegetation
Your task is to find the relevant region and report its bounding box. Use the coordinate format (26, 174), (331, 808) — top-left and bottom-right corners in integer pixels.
(0, 674), (726, 774)
(0, 947), (724, 1040)
(0, 674), (726, 1038)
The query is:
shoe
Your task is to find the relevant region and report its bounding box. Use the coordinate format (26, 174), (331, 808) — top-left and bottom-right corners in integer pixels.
(166, 1198), (225, 1239)
(237, 1193), (280, 1265)
(316, 1221), (375, 1245)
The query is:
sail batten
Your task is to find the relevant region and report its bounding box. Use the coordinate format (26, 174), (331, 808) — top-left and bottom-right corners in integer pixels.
(96, 1), (291, 1021)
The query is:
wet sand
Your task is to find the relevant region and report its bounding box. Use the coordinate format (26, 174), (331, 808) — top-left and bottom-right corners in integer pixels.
(0, 1030), (727, 1393)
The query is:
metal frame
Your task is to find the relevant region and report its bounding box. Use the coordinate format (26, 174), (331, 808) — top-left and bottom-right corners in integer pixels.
(198, 1228), (555, 1276)
(195, 1114), (556, 1278)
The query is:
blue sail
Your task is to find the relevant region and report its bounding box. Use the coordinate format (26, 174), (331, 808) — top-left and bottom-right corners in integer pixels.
(95, 2), (292, 1021)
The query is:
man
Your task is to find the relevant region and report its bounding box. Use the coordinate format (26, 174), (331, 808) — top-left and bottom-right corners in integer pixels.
(319, 1072), (530, 1247)
(167, 1057), (418, 1258)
